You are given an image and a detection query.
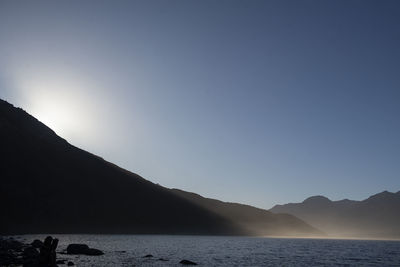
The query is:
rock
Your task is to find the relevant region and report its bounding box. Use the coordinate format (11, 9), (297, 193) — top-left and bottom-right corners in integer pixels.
(67, 244), (90, 254)
(0, 238), (24, 251)
(23, 247), (39, 267)
(0, 238), (25, 265)
(31, 239), (44, 248)
(0, 250), (23, 266)
(0, 237), (60, 267)
(38, 236), (58, 266)
(85, 248), (104, 256)
(143, 254), (153, 258)
(56, 259), (67, 264)
(66, 244), (104, 256)
(158, 258), (169, 261)
(180, 259), (198, 265)
(67, 261), (75, 266)
(23, 246), (39, 259)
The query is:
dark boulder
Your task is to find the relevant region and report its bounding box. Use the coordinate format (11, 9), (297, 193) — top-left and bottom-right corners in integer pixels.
(0, 238), (23, 265)
(66, 244), (104, 256)
(31, 239), (44, 248)
(0, 241), (22, 266)
(66, 244), (89, 254)
(22, 246), (39, 267)
(143, 254), (153, 258)
(0, 250), (23, 266)
(38, 236), (58, 266)
(85, 248), (104, 256)
(23, 246), (39, 258)
(0, 238), (24, 251)
(67, 261), (74, 266)
(0, 236), (59, 267)
(180, 259), (198, 265)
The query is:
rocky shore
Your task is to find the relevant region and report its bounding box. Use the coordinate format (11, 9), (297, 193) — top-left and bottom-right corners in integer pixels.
(1, 236), (199, 266)
(0, 236), (103, 267)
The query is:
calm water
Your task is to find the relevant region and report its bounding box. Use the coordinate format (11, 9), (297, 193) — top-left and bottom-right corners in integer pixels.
(14, 235), (400, 266)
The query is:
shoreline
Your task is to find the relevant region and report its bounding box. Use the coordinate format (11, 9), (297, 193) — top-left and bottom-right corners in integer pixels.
(5, 233), (400, 242)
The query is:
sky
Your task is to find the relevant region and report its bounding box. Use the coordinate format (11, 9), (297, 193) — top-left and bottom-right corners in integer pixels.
(1, 0), (399, 209)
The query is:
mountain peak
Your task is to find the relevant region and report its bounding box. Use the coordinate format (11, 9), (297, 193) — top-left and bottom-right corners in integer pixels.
(365, 190), (399, 202)
(302, 195), (331, 204)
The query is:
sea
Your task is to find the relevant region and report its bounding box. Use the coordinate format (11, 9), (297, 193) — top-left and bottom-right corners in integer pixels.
(14, 235), (400, 266)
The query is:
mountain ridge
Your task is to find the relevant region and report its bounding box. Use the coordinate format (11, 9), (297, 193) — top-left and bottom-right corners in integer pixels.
(270, 190), (400, 239)
(0, 98), (321, 237)
(170, 189), (323, 237)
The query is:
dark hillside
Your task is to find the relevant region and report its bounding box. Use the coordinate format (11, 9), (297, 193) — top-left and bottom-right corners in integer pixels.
(0, 98), (320, 237)
(0, 99), (238, 235)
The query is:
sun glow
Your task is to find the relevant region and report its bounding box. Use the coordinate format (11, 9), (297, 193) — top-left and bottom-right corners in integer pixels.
(16, 74), (97, 143)
(33, 98), (82, 136)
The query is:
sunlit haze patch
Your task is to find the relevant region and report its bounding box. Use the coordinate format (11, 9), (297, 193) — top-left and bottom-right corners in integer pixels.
(14, 73), (97, 144)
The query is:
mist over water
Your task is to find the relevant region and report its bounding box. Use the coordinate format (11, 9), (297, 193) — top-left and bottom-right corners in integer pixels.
(15, 235), (400, 266)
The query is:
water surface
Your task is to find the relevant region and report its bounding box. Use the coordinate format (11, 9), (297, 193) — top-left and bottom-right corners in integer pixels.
(16, 235), (400, 266)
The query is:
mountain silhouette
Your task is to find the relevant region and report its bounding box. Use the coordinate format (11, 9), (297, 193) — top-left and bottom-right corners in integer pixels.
(0, 99), (320, 236)
(171, 189), (323, 236)
(270, 191), (400, 239)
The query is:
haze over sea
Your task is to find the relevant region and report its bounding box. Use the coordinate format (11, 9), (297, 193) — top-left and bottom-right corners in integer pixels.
(14, 235), (400, 266)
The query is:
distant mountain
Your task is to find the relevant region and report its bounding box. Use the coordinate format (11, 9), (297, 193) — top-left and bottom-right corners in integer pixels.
(270, 191), (400, 239)
(0, 99), (320, 236)
(171, 189), (322, 237)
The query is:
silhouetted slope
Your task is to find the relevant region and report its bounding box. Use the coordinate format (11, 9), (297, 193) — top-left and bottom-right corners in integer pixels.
(0, 99), (238, 235)
(270, 191), (400, 239)
(171, 189), (323, 237)
(0, 99), (320, 236)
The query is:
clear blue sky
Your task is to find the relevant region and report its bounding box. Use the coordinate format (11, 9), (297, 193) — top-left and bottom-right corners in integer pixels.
(1, 0), (399, 209)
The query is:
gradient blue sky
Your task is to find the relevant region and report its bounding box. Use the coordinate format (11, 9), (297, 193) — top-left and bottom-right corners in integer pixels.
(1, 0), (399, 209)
